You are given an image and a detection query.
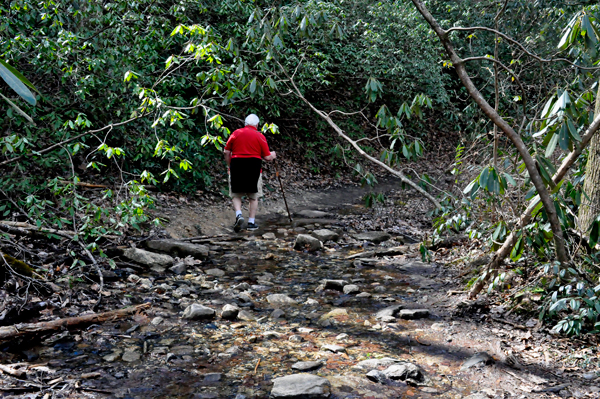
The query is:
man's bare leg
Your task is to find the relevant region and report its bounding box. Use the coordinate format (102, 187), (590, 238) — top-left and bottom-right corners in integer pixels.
(249, 198), (258, 219)
(233, 197), (243, 213)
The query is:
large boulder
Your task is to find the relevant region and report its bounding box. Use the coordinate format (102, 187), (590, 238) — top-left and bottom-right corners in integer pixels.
(271, 374), (331, 398)
(294, 235), (323, 251)
(182, 303), (216, 320)
(123, 248), (174, 267)
(146, 239), (209, 259)
(352, 232), (391, 244)
(311, 229), (339, 242)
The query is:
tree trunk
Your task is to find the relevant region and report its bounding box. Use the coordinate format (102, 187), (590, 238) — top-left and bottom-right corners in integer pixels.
(578, 84), (600, 233)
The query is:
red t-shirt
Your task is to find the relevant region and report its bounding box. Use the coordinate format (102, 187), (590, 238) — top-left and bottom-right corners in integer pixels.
(224, 126), (271, 159)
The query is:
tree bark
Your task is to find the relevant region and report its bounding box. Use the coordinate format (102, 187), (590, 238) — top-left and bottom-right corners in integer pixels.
(470, 112), (600, 298)
(410, 0), (570, 265)
(578, 84), (600, 233)
(0, 303), (150, 340)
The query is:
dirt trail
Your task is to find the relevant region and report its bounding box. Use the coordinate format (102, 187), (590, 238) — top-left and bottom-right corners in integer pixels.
(1, 182), (597, 398)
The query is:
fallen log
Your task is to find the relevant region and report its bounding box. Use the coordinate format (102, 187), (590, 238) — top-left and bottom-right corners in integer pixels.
(0, 221), (121, 240)
(0, 303), (150, 340)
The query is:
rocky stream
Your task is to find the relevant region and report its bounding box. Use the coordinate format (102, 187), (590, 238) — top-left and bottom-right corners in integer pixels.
(0, 182), (598, 399)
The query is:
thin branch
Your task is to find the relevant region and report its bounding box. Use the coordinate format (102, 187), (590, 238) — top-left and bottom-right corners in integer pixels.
(446, 26), (600, 71)
(0, 113), (146, 167)
(462, 56), (527, 112)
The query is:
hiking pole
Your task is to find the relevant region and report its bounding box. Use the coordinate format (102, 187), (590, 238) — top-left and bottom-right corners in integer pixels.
(274, 162), (293, 223)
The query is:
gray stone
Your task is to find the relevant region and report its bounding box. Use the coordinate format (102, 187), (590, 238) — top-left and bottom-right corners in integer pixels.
(238, 310), (256, 321)
(292, 361), (323, 372)
(356, 292), (371, 298)
(271, 309), (286, 319)
(382, 362), (425, 384)
(322, 280), (347, 291)
(122, 349), (141, 362)
(296, 210), (330, 218)
(343, 284), (360, 295)
(461, 352), (493, 370)
(289, 335), (304, 343)
(375, 305), (404, 319)
(352, 358), (402, 370)
(321, 344), (345, 353)
(379, 316), (396, 323)
(365, 370), (388, 384)
(352, 232), (391, 244)
(146, 239), (209, 259)
(103, 350), (122, 362)
(267, 294), (298, 306)
(262, 232), (276, 240)
(203, 373), (222, 383)
(151, 316), (164, 326)
(170, 262), (187, 275)
(221, 304), (240, 320)
(205, 268), (225, 277)
(294, 234), (323, 251)
(171, 345), (194, 356)
(271, 373), (331, 398)
(398, 309), (430, 320)
(182, 303), (216, 320)
(311, 229), (339, 242)
(123, 248), (174, 267)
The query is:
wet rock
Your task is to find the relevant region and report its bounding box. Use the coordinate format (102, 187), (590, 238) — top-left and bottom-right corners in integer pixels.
(296, 210), (330, 218)
(205, 268), (225, 277)
(320, 308), (348, 320)
(103, 350), (122, 362)
(375, 305), (403, 319)
(182, 303), (216, 319)
(238, 310), (256, 321)
(382, 362), (425, 384)
(365, 369), (388, 384)
(122, 348), (141, 362)
(171, 345), (194, 356)
(398, 309), (430, 320)
(321, 344), (345, 353)
(267, 294), (298, 306)
(289, 335), (304, 343)
(294, 234), (323, 251)
(292, 361), (323, 372)
(221, 304), (240, 320)
(343, 284), (360, 295)
(352, 232), (391, 244)
(352, 357), (401, 370)
(204, 373), (222, 383)
(123, 248), (174, 267)
(322, 280), (347, 291)
(461, 352), (494, 370)
(170, 262), (187, 275)
(311, 229), (339, 242)
(271, 373), (331, 398)
(271, 309), (286, 319)
(146, 239), (209, 259)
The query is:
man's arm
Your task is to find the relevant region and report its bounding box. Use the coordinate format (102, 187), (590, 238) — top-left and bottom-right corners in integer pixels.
(224, 150), (232, 166)
(263, 151), (276, 161)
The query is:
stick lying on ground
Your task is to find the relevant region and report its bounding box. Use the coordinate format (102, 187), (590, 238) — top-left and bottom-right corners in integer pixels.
(0, 303), (150, 340)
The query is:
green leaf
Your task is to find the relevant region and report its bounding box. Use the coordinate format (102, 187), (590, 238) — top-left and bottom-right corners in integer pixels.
(590, 219), (600, 248)
(510, 237), (524, 262)
(0, 60), (37, 106)
(249, 77), (257, 93)
(545, 131), (559, 157)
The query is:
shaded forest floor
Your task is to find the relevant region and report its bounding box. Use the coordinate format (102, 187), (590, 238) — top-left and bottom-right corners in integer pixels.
(0, 176), (599, 399)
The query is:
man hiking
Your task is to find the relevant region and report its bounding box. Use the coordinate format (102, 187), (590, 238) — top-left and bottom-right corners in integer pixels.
(224, 114), (276, 232)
